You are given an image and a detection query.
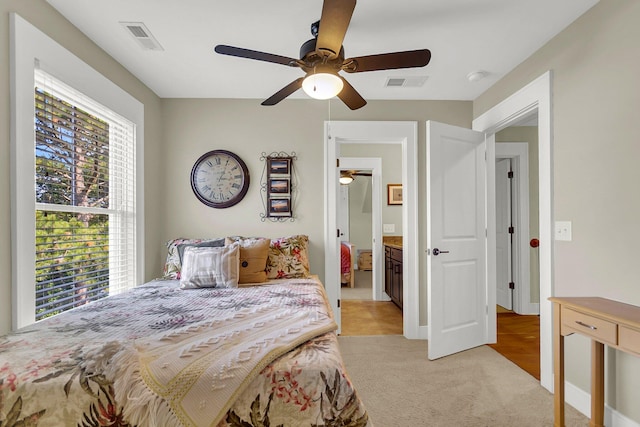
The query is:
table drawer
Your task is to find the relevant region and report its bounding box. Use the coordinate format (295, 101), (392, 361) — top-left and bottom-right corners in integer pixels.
(561, 307), (617, 345)
(619, 326), (640, 356)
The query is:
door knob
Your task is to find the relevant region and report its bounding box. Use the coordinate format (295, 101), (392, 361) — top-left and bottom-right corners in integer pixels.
(432, 248), (449, 256)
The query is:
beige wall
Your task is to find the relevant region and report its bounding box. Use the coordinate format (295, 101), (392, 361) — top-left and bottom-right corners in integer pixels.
(159, 99), (472, 290)
(0, 2), (164, 334)
(475, 0), (640, 421)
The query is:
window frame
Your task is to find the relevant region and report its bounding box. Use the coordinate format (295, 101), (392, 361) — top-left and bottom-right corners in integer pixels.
(10, 13), (145, 330)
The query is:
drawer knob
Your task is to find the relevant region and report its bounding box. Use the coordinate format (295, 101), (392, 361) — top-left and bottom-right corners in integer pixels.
(575, 320), (597, 330)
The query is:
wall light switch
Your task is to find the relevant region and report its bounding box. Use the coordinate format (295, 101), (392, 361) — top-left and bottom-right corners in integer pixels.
(383, 223), (395, 233)
(555, 221), (572, 241)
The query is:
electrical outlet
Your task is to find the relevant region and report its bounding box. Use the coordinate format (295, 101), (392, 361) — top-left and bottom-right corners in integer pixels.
(383, 223), (395, 233)
(555, 221), (572, 241)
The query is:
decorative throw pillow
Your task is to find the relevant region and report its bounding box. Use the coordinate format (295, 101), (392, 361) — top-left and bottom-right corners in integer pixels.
(163, 238), (225, 280)
(179, 244), (240, 289)
(266, 234), (311, 279)
(225, 237), (270, 284)
(177, 239), (225, 266)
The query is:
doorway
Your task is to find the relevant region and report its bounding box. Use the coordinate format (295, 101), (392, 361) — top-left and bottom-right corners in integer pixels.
(493, 129), (541, 379)
(337, 160), (404, 336)
(472, 71), (553, 391)
(324, 121), (421, 339)
(495, 140), (536, 315)
(337, 157), (383, 303)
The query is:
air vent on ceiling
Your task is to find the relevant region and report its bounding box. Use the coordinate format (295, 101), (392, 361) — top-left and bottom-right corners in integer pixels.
(385, 76), (428, 88)
(120, 22), (164, 51)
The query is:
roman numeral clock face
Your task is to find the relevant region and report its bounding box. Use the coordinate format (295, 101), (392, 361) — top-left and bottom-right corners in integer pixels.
(190, 150), (250, 208)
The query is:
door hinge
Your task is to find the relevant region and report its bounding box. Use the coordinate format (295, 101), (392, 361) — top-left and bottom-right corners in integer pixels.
(486, 305), (489, 314)
(337, 299), (341, 308)
(508, 171), (514, 179)
(509, 282), (515, 290)
(337, 229), (340, 238)
(336, 158), (340, 167)
(508, 226), (515, 234)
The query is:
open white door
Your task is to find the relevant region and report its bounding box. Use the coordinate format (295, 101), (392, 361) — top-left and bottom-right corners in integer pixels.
(495, 158), (513, 310)
(427, 121), (490, 360)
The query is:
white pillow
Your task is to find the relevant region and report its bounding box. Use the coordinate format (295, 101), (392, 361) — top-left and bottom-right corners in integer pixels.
(180, 244), (240, 289)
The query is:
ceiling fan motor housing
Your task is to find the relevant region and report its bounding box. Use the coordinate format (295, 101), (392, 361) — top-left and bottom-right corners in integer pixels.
(300, 38), (345, 70)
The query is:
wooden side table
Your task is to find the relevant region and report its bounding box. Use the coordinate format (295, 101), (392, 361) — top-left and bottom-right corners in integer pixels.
(549, 297), (640, 427)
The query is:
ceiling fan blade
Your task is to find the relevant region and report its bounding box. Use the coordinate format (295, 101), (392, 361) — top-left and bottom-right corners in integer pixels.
(352, 172), (372, 176)
(337, 77), (366, 110)
(215, 45), (299, 67)
(261, 78), (304, 106)
(316, 0), (356, 59)
(343, 49), (431, 73)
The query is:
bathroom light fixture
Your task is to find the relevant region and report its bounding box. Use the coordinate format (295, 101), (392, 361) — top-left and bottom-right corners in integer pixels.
(302, 72), (344, 100)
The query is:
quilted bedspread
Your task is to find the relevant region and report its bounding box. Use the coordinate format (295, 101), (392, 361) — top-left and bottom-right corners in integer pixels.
(0, 277), (370, 427)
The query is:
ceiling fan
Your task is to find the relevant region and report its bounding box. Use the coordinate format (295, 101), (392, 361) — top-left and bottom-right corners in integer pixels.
(340, 169), (371, 184)
(214, 0), (431, 110)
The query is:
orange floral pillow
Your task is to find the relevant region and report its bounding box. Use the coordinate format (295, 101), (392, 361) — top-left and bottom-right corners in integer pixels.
(266, 235), (310, 279)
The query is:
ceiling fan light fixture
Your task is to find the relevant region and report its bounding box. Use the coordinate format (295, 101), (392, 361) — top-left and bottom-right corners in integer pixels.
(302, 72), (343, 100)
(339, 174), (354, 185)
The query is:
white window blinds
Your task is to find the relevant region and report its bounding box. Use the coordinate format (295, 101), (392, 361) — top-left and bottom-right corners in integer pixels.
(34, 69), (136, 320)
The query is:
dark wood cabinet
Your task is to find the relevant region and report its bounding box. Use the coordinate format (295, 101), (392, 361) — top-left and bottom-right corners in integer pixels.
(384, 245), (403, 309)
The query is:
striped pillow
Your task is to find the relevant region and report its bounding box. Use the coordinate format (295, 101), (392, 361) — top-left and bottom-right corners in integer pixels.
(180, 244), (240, 289)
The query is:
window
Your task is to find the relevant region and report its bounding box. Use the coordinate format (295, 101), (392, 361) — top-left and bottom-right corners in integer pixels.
(34, 71), (136, 320)
(11, 14), (144, 330)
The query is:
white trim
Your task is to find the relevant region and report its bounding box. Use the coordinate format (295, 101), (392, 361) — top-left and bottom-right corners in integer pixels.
(10, 14), (145, 330)
(324, 121), (422, 339)
(495, 143), (535, 315)
(485, 133), (497, 343)
(473, 71), (554, 391)
(565, 381), (640, 427)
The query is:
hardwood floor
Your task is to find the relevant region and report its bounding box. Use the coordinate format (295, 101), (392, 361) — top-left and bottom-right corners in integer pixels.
(489, 310), (540, 380)
(341, 300), (540, 380)
(340, 300), (403, 336)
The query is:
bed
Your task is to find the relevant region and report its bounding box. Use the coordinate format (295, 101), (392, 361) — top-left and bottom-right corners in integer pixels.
(0, 236), (371, 427)
(340, 241), (355, 288)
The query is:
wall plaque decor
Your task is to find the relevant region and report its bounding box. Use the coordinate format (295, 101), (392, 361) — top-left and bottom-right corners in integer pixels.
(260, 152), (297, 222)
(387, 183), (403, 205)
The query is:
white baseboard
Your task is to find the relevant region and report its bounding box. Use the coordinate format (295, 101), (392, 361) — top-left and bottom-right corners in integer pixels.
(517, 302), (540, 315)
(415, 324), (429, 340)
(565, 381), (639, 427)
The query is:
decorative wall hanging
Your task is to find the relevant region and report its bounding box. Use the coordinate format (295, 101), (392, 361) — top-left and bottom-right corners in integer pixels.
(387, 183), (403, 205)
(260, 152), (298, 222)
(191, 150), (250, 208)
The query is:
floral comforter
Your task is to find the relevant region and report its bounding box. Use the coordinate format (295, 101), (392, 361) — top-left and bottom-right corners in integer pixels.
(0, 278), (370, 427)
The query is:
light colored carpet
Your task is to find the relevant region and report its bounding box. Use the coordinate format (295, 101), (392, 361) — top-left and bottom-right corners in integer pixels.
(342, 270), (373, 300)
(337, 335), (588, 427)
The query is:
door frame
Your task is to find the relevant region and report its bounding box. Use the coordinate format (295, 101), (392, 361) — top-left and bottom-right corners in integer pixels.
(338, 157), (385, 302)
(495, 142), (536, 315)
(473, 71), (553, 392)
(324, 121), (422, 338)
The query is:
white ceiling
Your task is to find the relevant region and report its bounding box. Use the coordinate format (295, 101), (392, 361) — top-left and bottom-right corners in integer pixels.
(46, 0), (598, 102)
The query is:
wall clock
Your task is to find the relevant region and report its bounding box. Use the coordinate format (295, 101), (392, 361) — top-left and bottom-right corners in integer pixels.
(190, 150), (250, 208)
